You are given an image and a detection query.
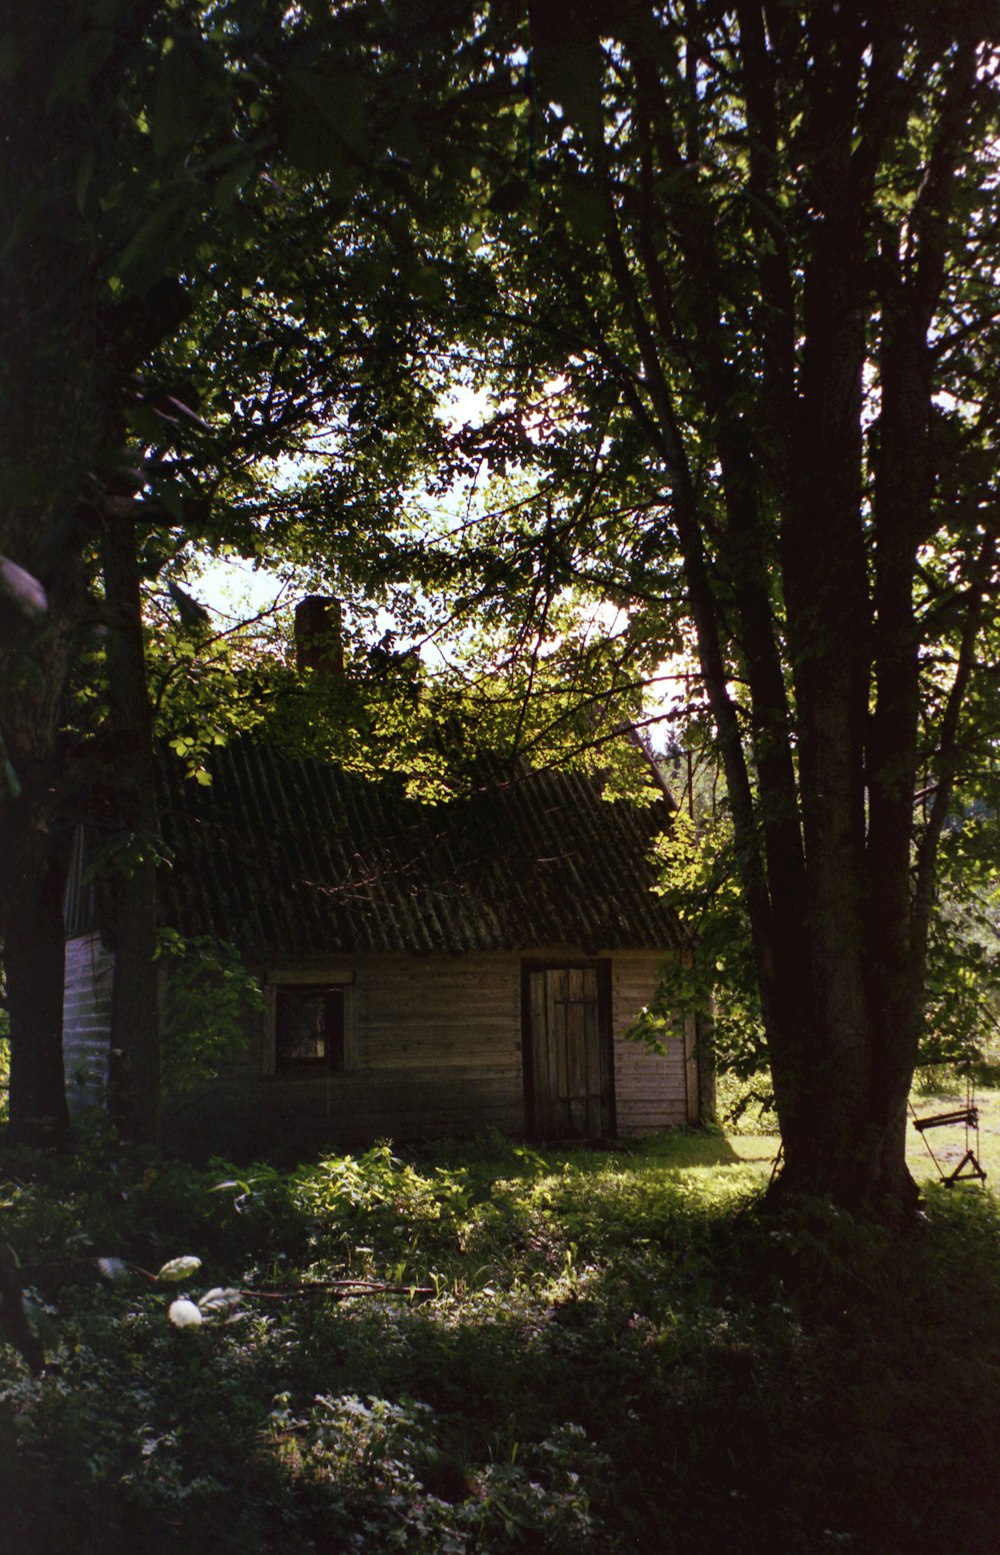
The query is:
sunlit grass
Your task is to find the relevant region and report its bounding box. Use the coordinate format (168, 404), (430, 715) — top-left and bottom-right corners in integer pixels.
(718, 1083), (1000, 1193)
(907, 1082), (998, 1188)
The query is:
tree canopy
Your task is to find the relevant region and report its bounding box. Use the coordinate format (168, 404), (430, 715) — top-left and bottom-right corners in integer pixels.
(375, 0), (1000, 1208)
(2, 0), (999, 1207)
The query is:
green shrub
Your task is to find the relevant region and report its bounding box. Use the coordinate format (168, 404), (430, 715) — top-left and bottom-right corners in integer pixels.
(157, 932), (261, 1090)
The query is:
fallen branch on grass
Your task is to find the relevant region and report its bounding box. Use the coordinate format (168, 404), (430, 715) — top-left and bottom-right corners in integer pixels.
(239, 1279), (436, 1302)
(19, 1255), (435, 1303)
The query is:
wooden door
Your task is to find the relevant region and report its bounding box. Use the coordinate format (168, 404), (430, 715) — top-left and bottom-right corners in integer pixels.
(526, 964), (614, 1139)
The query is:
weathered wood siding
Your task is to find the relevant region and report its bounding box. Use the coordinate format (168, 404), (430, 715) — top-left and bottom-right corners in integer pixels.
(62, 933), (114, 1117)
(162, 948), (689, 1157)
(164, 952), (522, 1156)
(611, 951), (689, 1134)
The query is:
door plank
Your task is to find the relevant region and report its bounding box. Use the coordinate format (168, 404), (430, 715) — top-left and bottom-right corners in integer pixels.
(526, 962), (613, 1140)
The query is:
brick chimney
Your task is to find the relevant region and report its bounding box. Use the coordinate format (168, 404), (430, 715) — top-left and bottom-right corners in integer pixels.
(294, 596), (344, 677)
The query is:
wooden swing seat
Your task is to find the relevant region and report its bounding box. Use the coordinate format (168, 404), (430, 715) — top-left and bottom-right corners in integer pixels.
(911, 1106), (978, 1134)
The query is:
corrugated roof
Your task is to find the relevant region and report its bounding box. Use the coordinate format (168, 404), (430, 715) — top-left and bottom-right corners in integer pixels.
(152, 740), (680, 957)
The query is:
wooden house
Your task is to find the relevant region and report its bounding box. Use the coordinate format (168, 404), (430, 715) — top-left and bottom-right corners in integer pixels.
(63, 739), (707, 1157)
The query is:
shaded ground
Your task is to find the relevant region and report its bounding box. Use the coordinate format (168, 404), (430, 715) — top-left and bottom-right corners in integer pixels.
(1, 1117), (998, 1555)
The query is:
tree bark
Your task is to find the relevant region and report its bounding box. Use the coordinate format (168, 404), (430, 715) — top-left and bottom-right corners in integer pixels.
(0, 574), (83, 1146)
(584, 4), (990, 1212)
(2, 814), (70, 1148)
(0, 0), (102, 1148)
(102, 511), (161, 1147)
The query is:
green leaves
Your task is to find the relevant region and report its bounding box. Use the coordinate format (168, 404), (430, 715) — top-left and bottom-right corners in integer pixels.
(275, 64), (370, 187)
(114, 193), (194, 293)
(157, 933), (261, 1091)
(151, 36), (228, 161)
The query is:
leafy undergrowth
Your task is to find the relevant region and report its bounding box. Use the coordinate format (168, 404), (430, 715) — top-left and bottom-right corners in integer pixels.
(1, 1130), (998, 1555)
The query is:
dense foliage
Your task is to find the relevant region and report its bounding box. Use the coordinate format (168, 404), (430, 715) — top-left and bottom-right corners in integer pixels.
(3, 0), (1000, 1191)
(641, 794), (1000, 1118)
(156, 932), (261, 1092)
(404, 1), (1000, 1207)
(2, 1131), (999, 1555)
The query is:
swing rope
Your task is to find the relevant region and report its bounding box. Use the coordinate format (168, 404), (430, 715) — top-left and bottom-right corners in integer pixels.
(908, 1070), (987, 1188)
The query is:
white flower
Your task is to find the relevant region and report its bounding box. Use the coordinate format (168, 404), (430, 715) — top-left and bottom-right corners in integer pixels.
(157, 1256), (203, 1283)
(97, 1257), (129, 1284)
(198, 1287), (242, 1322)
(168, 1298), (204, 1328)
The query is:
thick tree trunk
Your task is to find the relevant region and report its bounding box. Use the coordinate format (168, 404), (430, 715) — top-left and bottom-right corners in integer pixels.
(102, 512), (161, 1147)
(3, 816), (70, 1148)
(765, 901), (922, 1213)
(770, 1081), (920, 1214)
(0, 577), (81, 1149)
(0, 2), (101, 1149)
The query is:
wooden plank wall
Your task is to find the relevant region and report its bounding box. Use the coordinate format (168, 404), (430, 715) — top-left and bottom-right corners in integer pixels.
(611, 951), (689, 1134)
(164, 951), (523, 1157)
(159, 947), (690, 1158)
(62, 933), (114, 1117)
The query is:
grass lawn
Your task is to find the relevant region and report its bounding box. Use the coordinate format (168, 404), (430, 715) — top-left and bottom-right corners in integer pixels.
(1, 1110), (998, 1555)
(908, 1081), (1000, 1186)
(724, 1082), (1000, 1188)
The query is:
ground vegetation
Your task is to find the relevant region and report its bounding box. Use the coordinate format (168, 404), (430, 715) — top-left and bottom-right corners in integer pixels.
(2, 1127), (1000, 1555)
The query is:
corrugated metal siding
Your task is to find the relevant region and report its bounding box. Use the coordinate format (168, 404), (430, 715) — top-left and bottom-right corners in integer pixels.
(152, 741), (680, 959)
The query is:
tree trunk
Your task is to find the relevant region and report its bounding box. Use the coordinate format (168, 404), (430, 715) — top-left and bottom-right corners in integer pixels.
(3, 813), (70, 1148)
(768, 864), (920, 1212)
(0, 588), (81, 1149)
(0, 0), (101, 1149)
(770, 1074), (920, 1214)
(102, 512), (161, 1147)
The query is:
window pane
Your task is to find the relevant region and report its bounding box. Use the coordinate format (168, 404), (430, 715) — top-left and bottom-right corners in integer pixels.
(325, 989), (346, 1070)
(275, 985), (345, 1069)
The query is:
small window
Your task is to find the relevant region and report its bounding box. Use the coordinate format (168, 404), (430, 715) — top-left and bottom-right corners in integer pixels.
(274, 984), (346, 1072)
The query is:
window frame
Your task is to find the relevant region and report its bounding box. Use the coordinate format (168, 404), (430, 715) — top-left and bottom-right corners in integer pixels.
(263, 970), (355, 1077)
